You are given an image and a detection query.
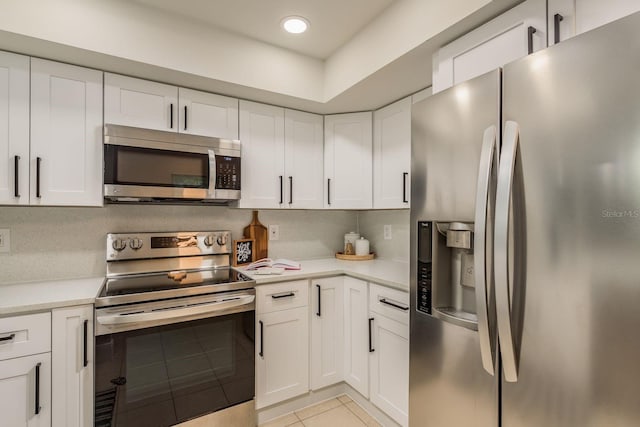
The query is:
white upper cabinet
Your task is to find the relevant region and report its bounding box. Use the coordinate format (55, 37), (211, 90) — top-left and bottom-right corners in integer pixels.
(284, 109), (324, 209)
(105, 73), (239, 138)
(432, 0), (546, 93)
(373, 97), (411, 209)
(310, 277), (344, 390)
(0, 51), (29, 205)
(238, 100), (285, 209)
(178, 87), (238, 139)
(324, 112), (373, 209)
(105, 73), (177, 131)
(30, 59), (103, 206)
(549, 0), (640, 45)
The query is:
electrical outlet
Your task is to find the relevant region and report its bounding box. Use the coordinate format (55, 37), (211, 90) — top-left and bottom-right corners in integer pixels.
(0, 229), (10, 253)
(269, 224), (280, 241)
(383, 225), (392, 240)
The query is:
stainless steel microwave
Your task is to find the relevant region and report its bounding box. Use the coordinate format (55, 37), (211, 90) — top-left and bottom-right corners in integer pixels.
(104, 124), (241, 203)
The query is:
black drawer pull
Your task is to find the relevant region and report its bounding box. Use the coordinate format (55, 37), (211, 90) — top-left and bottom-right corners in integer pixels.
(289, 176), (293, 204)
(369, 318), (375, 353)
(35, 362), (41, 415)
(83, 319), (89, 368)
(554, 13), (564, 44)
(259, 320), (264, 358)
(36, 157), (42, 198)
(327, 178), (331, 205)
(279, 175), (284, 204)
(271, 292), (295, 299)
(316, 284), (321, 317)
(527, 26), (536, 55)
(14, 155), (20, 198)
(402, 172), (409, 203)
(0, 333), (15, 342)
(184, 105), (188, 130)
(380, 298), (409, 311)
(169, 103), (174, 128)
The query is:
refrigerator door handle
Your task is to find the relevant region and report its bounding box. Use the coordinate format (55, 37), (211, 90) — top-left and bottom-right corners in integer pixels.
(474, 125), (498, 376)
(495, 120), (520, 382)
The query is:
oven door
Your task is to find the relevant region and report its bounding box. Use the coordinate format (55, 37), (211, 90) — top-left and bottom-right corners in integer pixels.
(104, 140), (217, 201)
(95, 291), (255, 426)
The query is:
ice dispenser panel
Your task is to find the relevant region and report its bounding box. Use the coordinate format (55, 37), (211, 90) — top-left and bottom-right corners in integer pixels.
(419, 221), (478, 330)
(417, 222), (433, 314)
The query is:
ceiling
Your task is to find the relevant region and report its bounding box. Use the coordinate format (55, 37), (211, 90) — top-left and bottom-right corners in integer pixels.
(0, 0), (523, 113)
(131, 0), (396, 59)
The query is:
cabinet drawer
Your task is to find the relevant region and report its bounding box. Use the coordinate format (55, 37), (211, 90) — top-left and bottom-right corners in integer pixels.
(0, 312), (51, 360)
(369, 283), (409, 325)
(257, 280), (309, 314)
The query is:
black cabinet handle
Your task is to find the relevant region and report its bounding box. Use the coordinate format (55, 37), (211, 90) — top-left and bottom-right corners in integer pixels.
(402, 172), (409, 203)
(35, 362), (41, 415)
(169, 103), (174, 129)
(14, 155), (20, 198)
(259, 320), (264, 358)
(289, 176), (293, 204)
(36, 157), (42, 198)
(554, 14), (564, 44)
(316, 284), (321, 317)
(369, 318), (375, 353)
(327, 178), (331, 205)
(184, 105), (188, 130)
(380, 298), (410, 311)
(527, 26), (536, 55)
(279, 175), (283, 204)
(0, 333), (15, 342)
(271, 292), (295, 299)
(83, 319), (88, 368)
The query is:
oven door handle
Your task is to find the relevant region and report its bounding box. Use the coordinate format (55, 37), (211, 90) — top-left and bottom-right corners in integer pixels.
(96, 295), (255, 326)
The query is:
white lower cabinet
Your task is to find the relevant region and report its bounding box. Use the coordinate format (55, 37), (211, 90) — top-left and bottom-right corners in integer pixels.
(369, 315), (409, 427)
(256, 280), (309, 409)
(256, 277), (409, 425)
(0, 312), (52, 427)
(310, 277), (344, 390)
(343, 277), (369, 398)
(51, 305), (94, 427)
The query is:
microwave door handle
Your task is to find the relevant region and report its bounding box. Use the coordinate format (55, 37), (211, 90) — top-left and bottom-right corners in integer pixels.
(474, 125), (498, 376)
(208, 150), (217, 197)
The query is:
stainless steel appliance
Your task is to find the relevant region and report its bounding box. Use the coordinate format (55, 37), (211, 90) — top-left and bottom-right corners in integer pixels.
(95, 231), (256, 427)
(410, 13), (640, 427)
(104, 124), (241, 203)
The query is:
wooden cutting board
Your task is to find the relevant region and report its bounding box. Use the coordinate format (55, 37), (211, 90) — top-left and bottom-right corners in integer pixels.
(243, 210), (268, 260)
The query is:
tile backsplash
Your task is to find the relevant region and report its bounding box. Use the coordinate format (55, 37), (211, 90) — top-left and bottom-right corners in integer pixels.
(357, 210), (410, 263)
(0, 205), (357, 284)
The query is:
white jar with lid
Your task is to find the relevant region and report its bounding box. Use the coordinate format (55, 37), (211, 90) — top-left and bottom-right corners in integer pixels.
(355, 237), (370, 256)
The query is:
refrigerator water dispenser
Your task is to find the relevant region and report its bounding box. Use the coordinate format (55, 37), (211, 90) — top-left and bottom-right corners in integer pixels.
(417, 221), (478, 330)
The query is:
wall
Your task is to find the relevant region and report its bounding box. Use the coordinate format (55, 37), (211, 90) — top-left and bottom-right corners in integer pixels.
(0, 205), (356, 284)
(357, 209), (409, 263)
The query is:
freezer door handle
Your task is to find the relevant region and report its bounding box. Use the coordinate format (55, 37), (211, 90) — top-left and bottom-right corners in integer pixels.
(495, 120), (521, 382)
(474, 125), (498, 376)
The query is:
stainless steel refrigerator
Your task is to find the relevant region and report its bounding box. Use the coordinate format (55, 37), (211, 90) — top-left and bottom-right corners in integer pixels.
(410, 12), (640, 427)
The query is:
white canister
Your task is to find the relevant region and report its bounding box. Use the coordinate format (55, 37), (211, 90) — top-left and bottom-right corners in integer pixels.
(344, 232), (360, 253)
(355, 237), (370, 256)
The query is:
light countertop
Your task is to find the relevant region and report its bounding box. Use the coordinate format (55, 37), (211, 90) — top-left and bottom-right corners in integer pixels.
(240, 258), (409, 291)
(0, 277), (104, 316)
(0, 258), (408, 317)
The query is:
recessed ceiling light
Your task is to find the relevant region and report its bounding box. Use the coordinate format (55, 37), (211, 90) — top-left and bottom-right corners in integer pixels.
(281, 16), (309, 34)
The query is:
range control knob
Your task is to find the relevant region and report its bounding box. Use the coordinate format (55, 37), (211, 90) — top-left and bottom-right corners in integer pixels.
(129, 238), (143, 250)
(216, 234), (228, 246)
(203, 235), (216, 247)
(112, 239), (127, 251)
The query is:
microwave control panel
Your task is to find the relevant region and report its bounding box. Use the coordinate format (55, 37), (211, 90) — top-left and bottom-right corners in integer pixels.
(216, 156), (241, 190)
(417, 221), (432, 314)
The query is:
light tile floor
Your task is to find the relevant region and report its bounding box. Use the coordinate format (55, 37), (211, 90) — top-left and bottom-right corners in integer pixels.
(260, 395), (383, 427)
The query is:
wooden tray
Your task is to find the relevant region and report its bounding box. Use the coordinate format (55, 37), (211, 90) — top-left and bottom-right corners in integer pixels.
(335, 252), (375, 261)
